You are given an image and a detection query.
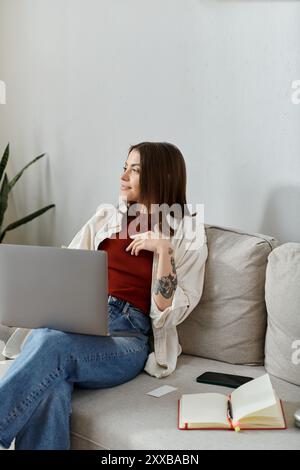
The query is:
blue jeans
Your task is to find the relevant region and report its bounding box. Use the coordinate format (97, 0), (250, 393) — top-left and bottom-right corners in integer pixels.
(0, 295), (151, 450)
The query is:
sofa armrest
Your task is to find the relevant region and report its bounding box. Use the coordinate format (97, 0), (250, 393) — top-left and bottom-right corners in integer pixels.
(0, 324), (17, 344)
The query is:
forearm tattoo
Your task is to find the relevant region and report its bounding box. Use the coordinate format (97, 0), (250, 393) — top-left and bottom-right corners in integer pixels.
(154, 247), (178, 299)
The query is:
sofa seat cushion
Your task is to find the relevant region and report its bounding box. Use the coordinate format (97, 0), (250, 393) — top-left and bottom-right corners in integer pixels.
(70, 354), (300, 450)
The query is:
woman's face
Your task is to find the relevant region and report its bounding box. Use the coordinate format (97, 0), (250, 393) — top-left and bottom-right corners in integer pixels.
(120, 149), (141, 203)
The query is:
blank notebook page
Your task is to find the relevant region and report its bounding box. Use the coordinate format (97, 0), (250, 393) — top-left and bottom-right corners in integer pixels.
(181, 393), (229, 426)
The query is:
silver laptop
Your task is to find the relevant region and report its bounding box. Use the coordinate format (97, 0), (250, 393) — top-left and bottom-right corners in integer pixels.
(0, 244), (110, 336)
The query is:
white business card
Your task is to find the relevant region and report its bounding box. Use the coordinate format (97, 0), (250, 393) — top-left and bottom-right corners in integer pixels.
(146, 385), (178, 397)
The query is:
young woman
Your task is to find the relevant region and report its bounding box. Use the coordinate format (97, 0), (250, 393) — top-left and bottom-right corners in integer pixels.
(0, 141), (207, 450)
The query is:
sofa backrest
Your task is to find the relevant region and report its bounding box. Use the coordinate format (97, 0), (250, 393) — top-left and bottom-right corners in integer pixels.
(177, 224), (278, 365)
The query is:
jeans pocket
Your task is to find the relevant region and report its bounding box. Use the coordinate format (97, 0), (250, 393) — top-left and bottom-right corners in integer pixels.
(108, 302), (121, 323)
(125, 308), (151, 337)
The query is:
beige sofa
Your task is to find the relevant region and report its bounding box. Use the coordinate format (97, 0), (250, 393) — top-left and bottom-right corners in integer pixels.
(1, 224), (300, 450)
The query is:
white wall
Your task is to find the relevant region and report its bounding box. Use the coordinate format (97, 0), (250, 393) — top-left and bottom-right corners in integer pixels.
(0, 0), (299, 245)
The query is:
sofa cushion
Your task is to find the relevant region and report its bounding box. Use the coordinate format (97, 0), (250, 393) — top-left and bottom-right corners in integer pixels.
(177, 225), (278, 365)
(1, 355), (299, 450)
(265, 243), (300, 386)
(69, 354), (300, 450)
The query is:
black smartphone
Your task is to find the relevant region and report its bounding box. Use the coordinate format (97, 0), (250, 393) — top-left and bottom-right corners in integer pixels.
(196, 371), (254, 389)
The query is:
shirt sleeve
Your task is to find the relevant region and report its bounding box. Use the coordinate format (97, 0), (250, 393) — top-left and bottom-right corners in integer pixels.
(149, 224), (208, 329)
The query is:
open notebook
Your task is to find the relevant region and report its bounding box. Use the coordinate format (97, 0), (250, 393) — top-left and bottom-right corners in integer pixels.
(178, 373), (286, 431)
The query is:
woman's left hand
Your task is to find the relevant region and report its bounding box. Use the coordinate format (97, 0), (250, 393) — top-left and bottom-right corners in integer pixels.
(125, 231), (172, 256)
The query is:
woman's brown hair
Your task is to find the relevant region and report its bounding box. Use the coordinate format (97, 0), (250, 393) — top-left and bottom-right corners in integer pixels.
(122, 141), (196, 237)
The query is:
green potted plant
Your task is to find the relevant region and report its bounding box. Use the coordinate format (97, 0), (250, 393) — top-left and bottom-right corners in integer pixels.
(0, 143), (55, 243)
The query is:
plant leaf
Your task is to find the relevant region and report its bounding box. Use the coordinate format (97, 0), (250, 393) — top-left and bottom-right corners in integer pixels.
(0, 174), (10, 230)
(0, 204), (55, 243)
(0, 143), (9, 185)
